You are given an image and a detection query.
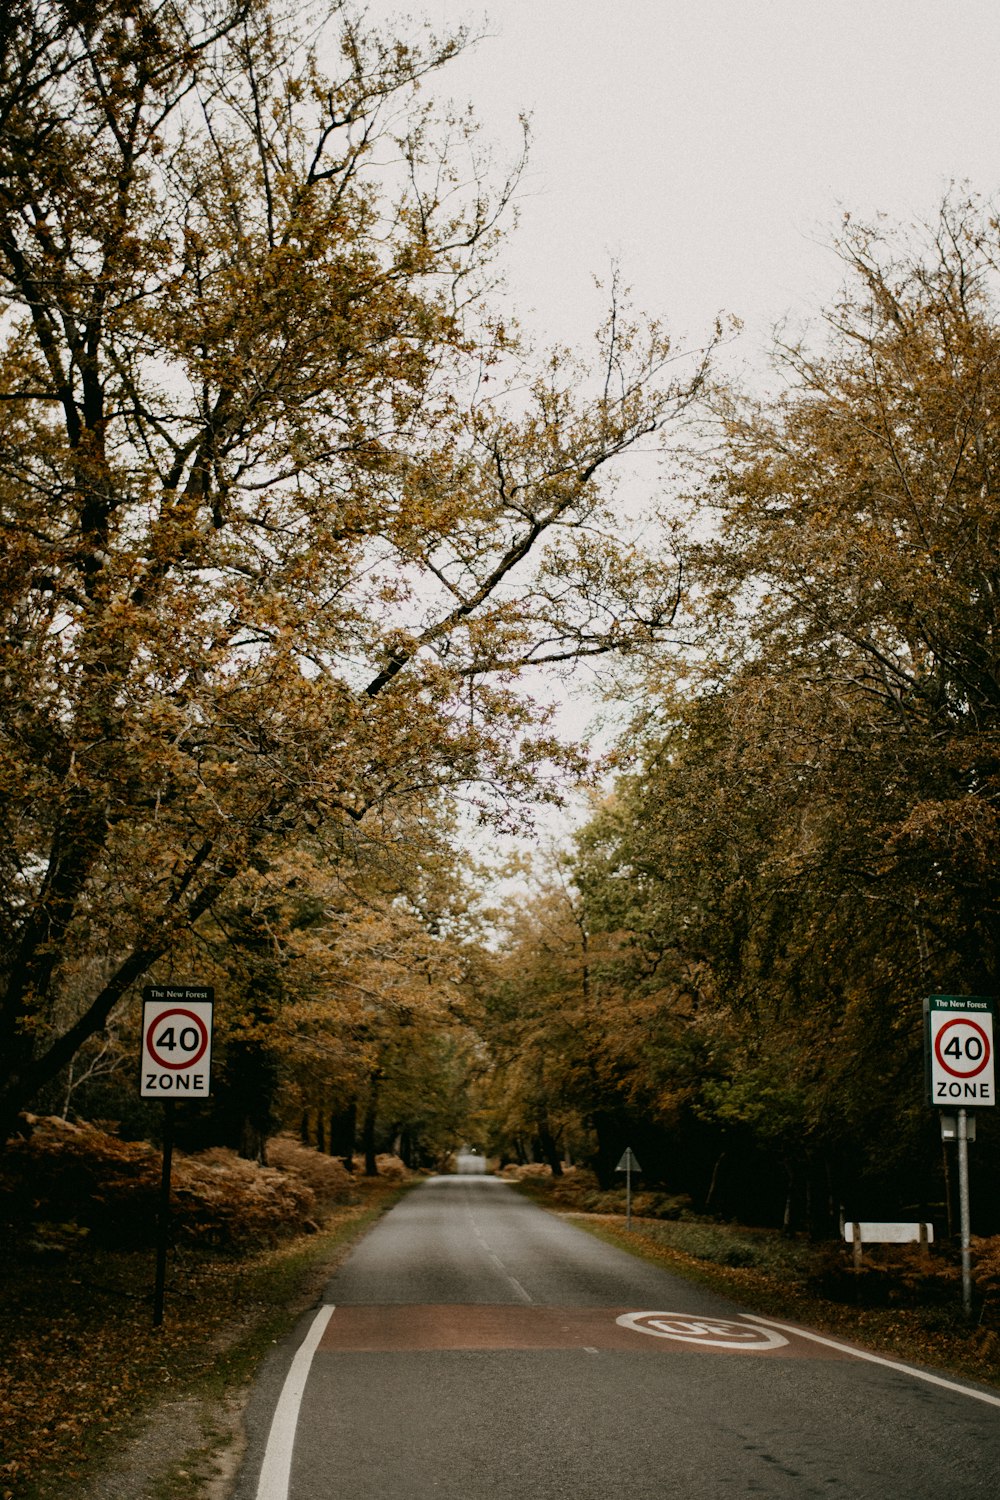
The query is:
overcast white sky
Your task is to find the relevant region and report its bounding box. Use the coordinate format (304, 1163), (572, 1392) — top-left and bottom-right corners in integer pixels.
(362, 0), (1000, 368)
(355, 1), (1000, 850)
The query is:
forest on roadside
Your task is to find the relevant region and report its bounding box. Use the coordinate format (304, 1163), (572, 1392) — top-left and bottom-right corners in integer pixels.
(3, 0), (1000, 1241)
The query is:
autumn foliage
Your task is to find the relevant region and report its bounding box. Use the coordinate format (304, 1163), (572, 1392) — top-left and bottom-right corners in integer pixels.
(0, 1116), (356, 1245)
(476, 198), (1000, 1234)
(0, 0), (713, 1146)
(0, 1116), (406, 1498)
(3, 0), (999, 1307)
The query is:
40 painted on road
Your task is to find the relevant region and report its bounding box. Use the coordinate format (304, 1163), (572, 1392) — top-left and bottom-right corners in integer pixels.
(616, 1312), (789, 1351)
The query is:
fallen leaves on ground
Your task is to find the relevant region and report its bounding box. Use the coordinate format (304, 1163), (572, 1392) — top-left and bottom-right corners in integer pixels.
(0, 1119), (407, 1496)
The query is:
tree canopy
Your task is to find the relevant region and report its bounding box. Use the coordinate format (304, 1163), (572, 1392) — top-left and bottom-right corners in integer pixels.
(0, 0), (715, 1141)
(8, 0), (996, 1226)
(478, 199), (1000, 1227)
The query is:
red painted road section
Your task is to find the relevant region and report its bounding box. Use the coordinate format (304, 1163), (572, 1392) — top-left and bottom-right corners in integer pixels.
(317, 1303), (849, 1356)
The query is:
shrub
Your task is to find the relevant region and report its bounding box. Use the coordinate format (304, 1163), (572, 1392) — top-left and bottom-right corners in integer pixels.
(807, 1243), (961, 1307)
(0, 1117), (358, 1250)
(265, 1136), (355, 1211)
(631, 1191), (692, 1221)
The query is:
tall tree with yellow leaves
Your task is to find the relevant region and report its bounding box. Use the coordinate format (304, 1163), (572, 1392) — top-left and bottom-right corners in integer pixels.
(0, 0), (714, 1139)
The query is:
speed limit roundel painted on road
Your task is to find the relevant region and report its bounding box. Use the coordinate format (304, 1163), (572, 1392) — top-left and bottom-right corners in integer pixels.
(140, 986), (214, 1098)
(926, 995), (996, 1107)
(616, 1312), (788, 1351)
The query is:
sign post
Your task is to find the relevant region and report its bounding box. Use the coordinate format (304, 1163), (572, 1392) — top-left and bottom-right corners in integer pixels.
(616, 1147), (641, 1231)
(141, 986), (214, 1326)
(925, 994), (996, 1317)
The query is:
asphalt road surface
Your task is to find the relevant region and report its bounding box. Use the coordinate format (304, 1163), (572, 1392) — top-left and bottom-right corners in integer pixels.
(234, 1176), (1000, 1499)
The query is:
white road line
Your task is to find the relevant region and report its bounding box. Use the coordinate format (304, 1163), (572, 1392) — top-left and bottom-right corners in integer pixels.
(743, 1314), (1000, 1410)
(478, 1225), (533, 1304)
(489, 1252), (532, 1302)
(256, 1304), (334, 1500)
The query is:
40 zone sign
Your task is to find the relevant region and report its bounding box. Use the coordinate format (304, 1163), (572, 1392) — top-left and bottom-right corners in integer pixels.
(141, 987), (214, 1098)
(925, 995), (996, 1107)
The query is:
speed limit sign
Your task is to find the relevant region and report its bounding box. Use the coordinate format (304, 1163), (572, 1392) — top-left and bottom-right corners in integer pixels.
(141, 986), (214, 1097)
(925, 995), (996, 1106)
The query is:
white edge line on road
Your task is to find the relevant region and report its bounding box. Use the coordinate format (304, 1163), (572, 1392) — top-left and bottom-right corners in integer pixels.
(256, 1303), (335, 1500)
(743, 1314), (1000, 1410)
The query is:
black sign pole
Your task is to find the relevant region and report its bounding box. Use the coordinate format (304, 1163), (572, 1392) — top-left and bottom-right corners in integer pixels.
(153, 1099), (175, 1327)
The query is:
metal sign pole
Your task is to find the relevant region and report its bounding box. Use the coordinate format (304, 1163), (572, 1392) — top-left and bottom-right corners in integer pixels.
(958, 1107), (972, 1318)
(615, 1147), (640, 1230)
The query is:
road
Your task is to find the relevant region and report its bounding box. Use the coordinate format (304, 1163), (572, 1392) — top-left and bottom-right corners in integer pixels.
(234, 1176), (1000, 1499)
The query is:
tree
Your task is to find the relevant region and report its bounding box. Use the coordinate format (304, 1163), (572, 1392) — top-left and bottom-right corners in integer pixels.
(477, 871), (596, 1175)
(475, 849), (711, 1187)
(0, 0), (715, 1141)
(553, 195), (1000, 1225)
(264, 818), (477, 1170)
(469, 198), (1000, 1227)
(699, 194), (1000, 995)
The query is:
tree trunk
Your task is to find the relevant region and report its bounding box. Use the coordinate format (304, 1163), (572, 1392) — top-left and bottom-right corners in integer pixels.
(240, 1116), (268, 1166)
(536, 1122), (563, 1177)
(363, 1068), (383, 1177)
(825, 1159), (837, 1235)
(230, 1025), (278, 1164)
(705, 1150), (726, 1211)
(228, 910), (282, 1163)
(782, 1172), (794, 1237)
(589, 1111), (621, 1190)
(329, 1101), (357, 1172)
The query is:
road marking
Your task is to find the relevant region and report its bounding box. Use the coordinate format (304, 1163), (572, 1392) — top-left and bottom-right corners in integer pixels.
(617, 1311), (789, 1350)
(256, 1304), (334, 1500)
(743, 1315), (1000, 1409)
(472, 1211), (534, 1303)
(322, 1303), (712, 1351)
(484, 1247), (532, 1303)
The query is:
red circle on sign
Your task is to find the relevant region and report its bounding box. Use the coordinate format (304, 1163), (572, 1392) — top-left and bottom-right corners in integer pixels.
(146, 1008), (209, 1070)
(934, 1017), (990, 1079)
